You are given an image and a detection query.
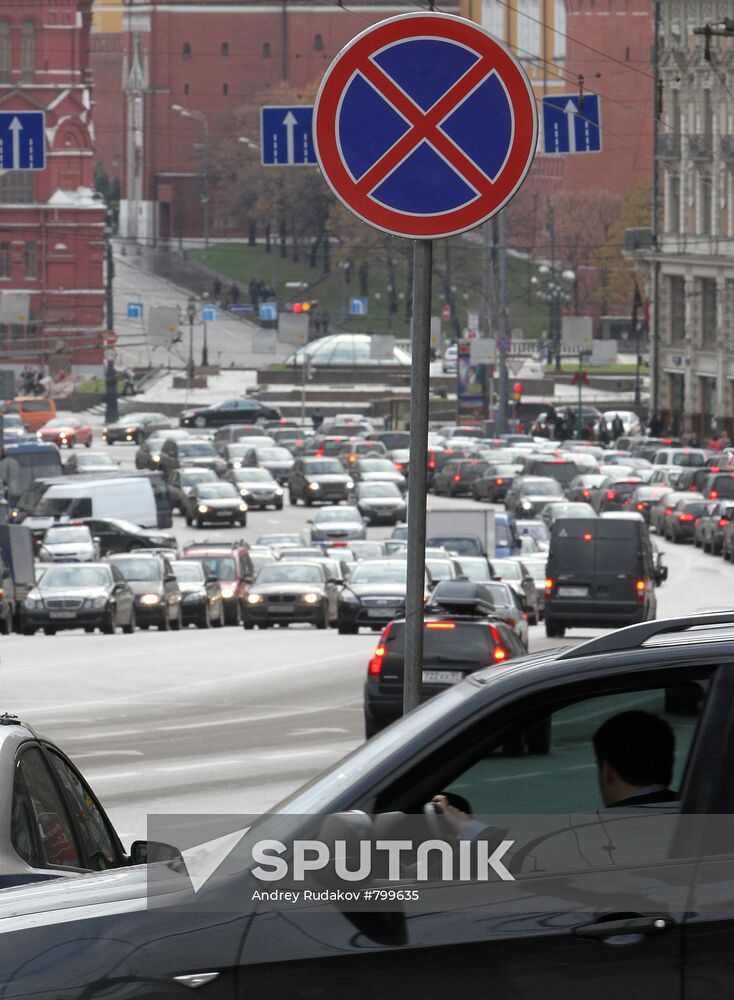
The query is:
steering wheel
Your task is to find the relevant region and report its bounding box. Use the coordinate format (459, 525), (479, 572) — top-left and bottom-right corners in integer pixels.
(422, 800), (449, 840)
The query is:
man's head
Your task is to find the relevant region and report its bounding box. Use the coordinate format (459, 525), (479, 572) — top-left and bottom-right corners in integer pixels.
(593, 711), (675, 806)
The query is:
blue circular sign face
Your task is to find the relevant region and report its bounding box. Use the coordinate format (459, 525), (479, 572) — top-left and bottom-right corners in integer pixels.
(314, 13), (538, 239)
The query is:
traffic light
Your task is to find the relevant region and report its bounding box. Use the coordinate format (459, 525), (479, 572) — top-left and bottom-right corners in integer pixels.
(292, 302), (312, 314)
(513, 382), (522, 403)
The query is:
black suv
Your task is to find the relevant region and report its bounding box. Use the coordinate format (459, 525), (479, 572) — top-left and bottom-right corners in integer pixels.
(4, 612), (734, 993)
(364, 581), (525, 737)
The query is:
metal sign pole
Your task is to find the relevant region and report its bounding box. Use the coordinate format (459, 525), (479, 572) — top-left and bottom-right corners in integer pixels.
(403, 238), (433, 715)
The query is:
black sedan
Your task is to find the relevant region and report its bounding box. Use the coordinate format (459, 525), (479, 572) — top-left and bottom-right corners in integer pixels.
(64, 451), (119, 475)
(102, 411), (173, 444)
(167, 467), (219, 514)
(336, 558), (428, 634)
(243, 561), (338, 630)
(78, 517), (177, 556)
(22, 562), (136, 635)
(184, 482), (248, 527)
(179, 399), (281, 428)
(471, 463), (518, 502)
(351, 458), (407, 494)
(171, 560), (224, 628)
(225, 467), (284, 510)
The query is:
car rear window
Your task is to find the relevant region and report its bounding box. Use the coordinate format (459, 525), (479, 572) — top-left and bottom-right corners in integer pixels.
(386, 621), (497, 664)
(709, 476), (734, 499)
(528, 461), (577, 484)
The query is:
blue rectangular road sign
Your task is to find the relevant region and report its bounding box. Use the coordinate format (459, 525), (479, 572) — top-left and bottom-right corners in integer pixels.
(259, 301), (278, 321)
(261, 106), (316, 166)
(349, 297), (368, 317)
(0, 112), (45, 170)
(201, 306), (217, 323)
(542, 95), (601, 154)
(127, 302), (144, 320)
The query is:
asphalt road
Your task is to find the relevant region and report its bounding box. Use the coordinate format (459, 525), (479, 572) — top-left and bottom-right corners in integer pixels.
(2, 435), (729, 844)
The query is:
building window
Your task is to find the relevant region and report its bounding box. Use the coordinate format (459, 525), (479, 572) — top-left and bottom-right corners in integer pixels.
(183, 82), (189, 96)
(701, 278), (717, 346)
(700, 173), (712, 235)
(223, 83), (228, 95)
(703, 89), (713, 138)
(667, 173), (680, 234)
(0, 23), (9, 83)
(221, 42), (229, 58)
(670, 276), (685, 342)
(0, 172), (33, 204)
(23, 242), (37, 280)
(263, 42), (271, 58)
(314, 33), (324, 51)
(182, 42), (191, 60)
(20, 21), (35, 82)
(0, 242), (9, 279)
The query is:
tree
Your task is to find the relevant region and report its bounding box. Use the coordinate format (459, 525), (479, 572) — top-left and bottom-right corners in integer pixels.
(549, 189), (621, 314)
(591, 182), (652, 315)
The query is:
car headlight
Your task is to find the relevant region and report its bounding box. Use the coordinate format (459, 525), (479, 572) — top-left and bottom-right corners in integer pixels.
(307, 482), (320, 491)
(233, 461), (242, 469)
(240, 488), (251, 497)
(25, 594), (42, 609)
(152, 455), (160, 463)
(275, 488), (283, 496)
(346, 480), (355, 489)
(140, 593), (161, 605)
(85, 595), (108, 610)
(220, 583), (237, 599)
(197, 505), (209, 513)
(38, 547), (50, 560)
(239, 503), (248, 512)
(339, 591), (360, 604)
(301, 592), (320, 604)
(247, 593), (264, 604)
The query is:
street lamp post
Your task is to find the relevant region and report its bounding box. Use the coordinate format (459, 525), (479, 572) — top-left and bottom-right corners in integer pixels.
(172, 104), (210, 260)
(531, 266), (575, 371)
(186, 296), (196, 380)
(201, 293), (209, 368)
(104, 212), (118, 424)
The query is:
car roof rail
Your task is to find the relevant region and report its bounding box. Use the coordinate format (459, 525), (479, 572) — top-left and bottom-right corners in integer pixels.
(558, 611), (734, 659)
(183, 537), (249, 550)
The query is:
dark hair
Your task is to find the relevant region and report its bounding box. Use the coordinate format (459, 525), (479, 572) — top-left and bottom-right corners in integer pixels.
(593, 711), (674, 787)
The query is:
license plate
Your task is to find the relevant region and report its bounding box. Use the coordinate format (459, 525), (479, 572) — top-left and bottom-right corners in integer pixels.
(422, 669), (463, 685)
(367, 608), (392, 618)
(49, 611), (76, 619)
(215, 510), (232, 517)
(557, 586), (589, 598)
(272, 604), (295, 613)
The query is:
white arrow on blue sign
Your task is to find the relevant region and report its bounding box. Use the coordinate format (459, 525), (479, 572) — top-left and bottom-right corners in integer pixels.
(542, 95), (601, 154)
(260, 106), (316, 166)
(201, 306), (217, 322)
(349, 297), (368, 317)
(127, 302), (144, 319)
(259, 301), (278, 321)
(0, 112), (45, 170)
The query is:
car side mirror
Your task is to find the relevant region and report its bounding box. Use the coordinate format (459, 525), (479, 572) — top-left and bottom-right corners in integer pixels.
(165, 574), (177, 584)
(130, 839), (183, 866)
(655, 566), (668, 585)
(326, 577), (339, 585)
(93, 536), (100, 544)
(307, 519), (314, 524)
(206, 575), (218, 585)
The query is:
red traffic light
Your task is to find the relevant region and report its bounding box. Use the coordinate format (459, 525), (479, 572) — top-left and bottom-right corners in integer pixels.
(292, 303), (303, 313)
(513, 382), (522, 402)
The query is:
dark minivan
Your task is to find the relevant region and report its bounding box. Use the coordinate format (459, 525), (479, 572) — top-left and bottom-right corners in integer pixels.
(544, 517), (663, 637)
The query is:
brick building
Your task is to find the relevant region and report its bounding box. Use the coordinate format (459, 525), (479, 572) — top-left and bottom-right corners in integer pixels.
(0, 0), (105, 376)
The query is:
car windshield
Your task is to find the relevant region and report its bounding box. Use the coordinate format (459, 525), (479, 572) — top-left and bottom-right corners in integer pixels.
(112, 558), (162, 581)
(41, 566), (110, 589)
(492, 560), (522, 580)
(521, 560), (547, 581)
(455, 557), (493, 581)
(360, 460), (394, 472)
(305, 460), (343, 474)
(425, 559), (454, 580)
(315, 508), (361, 523)
(172, 562), (204, 582)
(43, 527), (90, 544)
(179, 443), (215, 457)
(197, 484), (238, 499)
(257, 448), (291, 461)
(235, 469), (274, 482)
(44, 419), (75, 429)
(181, 470), (216, 485)
(191, 556), (237, 580)
(358, 483), (401, 497)
(350, 542), (384, 558)
(257, 564), (322, 584)
(350, 562), (407, 584)
(517, 522), (549, 541)
(521, 480), (563, 496)
(74, 453), (115, 467)
(486, 582), (513, 606)
(257, 534), (302, 545)
(679, 501), (708, 515)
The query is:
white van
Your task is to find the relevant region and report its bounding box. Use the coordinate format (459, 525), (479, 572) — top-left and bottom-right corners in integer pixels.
(23, 477), (158, 530)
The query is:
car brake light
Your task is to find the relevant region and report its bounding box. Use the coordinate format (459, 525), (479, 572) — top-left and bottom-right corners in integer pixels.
(664, 507), (673, 516)
(428, 457), (436, 469)
(583, 532), (592, 541)
(710, 490), (719, 498)
(605, 490), (616, 501)
(444, 449), (454, 455)
(679, 512), (694, 522)
(719, 517), (729, 527)
(395, 463), (405, 471)
(636, 502), (645, 511)
(636, 580), (646, 601)
(489, 624), (507, 661)
(425, 621), (457, 629)
(545, 577), (553, 597)
(582, 489), (590, 498)
(368, 623), (392, 676)
(315, 449), (324, 457)
(453, 474), (461, 482)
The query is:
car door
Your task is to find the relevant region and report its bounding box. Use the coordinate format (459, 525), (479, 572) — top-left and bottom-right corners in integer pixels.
(110, 565), (134, 619)
(238, 663), (724, 1000)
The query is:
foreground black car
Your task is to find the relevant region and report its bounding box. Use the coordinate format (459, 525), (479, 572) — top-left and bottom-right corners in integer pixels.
(3, 612), (734, 997)
(22, 562), (136, 635)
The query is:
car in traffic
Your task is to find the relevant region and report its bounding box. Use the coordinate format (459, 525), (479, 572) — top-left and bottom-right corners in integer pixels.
(242, 445), (294, 483)
(432, 459), (490, 497)
(452, 554), (495, 583)
(337, 558), (425, 634)
(663, 497), (709, 543)
(37, 524), (99, 563)
(515, 518), (549, 552)
(288, 457), (353, 505)
(504, 476), (565, 519)
(491, 557), (541, 624)
(309, 505), (367, 543)
(244, 560), (339, 630)
(650, 490), (704, 534)
(225, 467), (284, 509)
(77, 517), (177, 557)
(471, 463), (518, 502)
(179, 398), (281, 428)
(565, 473), (607, 504)
(170, 560), (224, 629)
(36, 417), (93, 449)
(158, 438), (226, 479)
(592, 477), (643, 513)
(539, 500), (597, 529)
(134, 429), (191, 470)
(64, 451), (119, 475)
(102, 411), (173, 445)
(350, 482), (407, 525)
(482, 579), (529, 647)
(364, 581), (525, 736)
(183, 482), (248, 528)
(350, 458), (407, 493)
(1, 413), (30, 441)
(347, 540), (387, 561)
(180, 542), (254, 625)
(107, 553), (182, 631)
(629, 483), (673, 524)
(22, 562), (136, 635)
(166, 467), (219, 513)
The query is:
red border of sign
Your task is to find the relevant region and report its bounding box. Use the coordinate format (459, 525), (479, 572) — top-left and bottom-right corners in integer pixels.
(313, 12), (538, 240)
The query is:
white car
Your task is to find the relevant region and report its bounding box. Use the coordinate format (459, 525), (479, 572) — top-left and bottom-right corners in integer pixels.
(37, 525), (99, 563)
(602, 410), (642, 436)
(442, 343), (457, 373)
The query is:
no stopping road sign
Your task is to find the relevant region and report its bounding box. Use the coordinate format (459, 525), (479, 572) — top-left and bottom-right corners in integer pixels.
(313, 12), (538, 240)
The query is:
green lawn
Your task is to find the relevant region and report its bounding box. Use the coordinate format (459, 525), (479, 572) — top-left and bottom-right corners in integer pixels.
(192, 242), (548, 339)
(557, 363), (646, 375)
